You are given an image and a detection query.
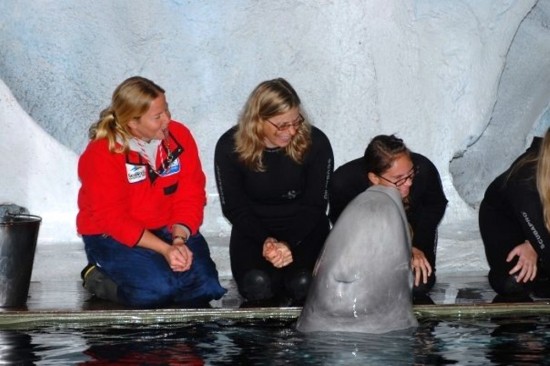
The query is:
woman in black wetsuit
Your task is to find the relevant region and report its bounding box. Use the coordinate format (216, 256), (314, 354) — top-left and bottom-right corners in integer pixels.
(328, 134), (448, 304)
(479, 127), (550, 302)
(214, 78), (333, 306)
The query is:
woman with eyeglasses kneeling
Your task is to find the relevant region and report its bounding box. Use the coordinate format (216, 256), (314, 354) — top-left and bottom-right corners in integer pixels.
(479, 127), (550, 303)
(214, 78), (334, 307)
(328, 134), (448, 304)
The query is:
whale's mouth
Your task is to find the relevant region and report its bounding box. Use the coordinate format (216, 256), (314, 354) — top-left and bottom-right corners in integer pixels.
(333, 277), (358, 284)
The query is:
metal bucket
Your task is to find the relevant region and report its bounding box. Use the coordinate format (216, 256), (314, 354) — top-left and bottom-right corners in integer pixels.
(0, 214), (41, 307)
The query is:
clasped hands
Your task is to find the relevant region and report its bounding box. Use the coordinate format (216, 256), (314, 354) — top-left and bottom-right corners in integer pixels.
(166, 238), (193, 272)
(263, 237), (293, 268)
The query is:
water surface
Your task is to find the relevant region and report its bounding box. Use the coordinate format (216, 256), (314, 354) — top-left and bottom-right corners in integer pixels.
(2, 316), (550, 365)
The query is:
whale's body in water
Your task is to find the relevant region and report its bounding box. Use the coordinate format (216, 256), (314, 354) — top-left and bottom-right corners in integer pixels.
(296, 185), (418, 333)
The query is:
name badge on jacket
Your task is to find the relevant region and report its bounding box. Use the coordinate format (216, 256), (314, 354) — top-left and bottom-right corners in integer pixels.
(126, 164), (147, 183)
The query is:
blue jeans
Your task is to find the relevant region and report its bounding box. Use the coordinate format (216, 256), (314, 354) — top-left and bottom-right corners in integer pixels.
(83, 229), (227, 307)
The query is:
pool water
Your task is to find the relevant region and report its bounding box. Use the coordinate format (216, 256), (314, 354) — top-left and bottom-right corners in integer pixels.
(2, 316), (550, 365)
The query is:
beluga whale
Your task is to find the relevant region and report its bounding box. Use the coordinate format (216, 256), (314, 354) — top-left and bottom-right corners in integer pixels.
(296, 185), (418, 333)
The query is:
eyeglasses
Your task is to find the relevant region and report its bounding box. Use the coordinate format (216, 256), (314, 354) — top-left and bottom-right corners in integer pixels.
(265, 114), (304, 132)
(377, 166), (418, 187)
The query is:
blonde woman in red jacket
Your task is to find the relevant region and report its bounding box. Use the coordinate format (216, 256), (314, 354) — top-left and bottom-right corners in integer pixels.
(77, 76), (226, 308)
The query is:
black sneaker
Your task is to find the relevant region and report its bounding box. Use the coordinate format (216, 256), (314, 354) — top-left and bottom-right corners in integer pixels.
(80, 264), (119, 303)
(533, 277), (550, 298)
(80, 263), (97, 287)
(492, 294), (533, 303)
(413, 293), (435, 305)
(239, 297), (280, 308)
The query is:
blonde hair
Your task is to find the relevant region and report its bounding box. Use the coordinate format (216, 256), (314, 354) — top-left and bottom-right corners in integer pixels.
(88, 76), (165, 153)
(537, 128), (550, 232)
(234, 78), (312, 171)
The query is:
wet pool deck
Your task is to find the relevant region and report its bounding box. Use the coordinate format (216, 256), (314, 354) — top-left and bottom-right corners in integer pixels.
(2, 273), (550, 329)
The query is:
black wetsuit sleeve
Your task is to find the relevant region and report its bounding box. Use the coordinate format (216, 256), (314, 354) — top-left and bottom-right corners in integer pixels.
(214, 129), (271, 246)
(284, 130), (334, 246)
(328, 158), (368, 224)
(407, 154), (448, 261)
(506, 178), (550, 264)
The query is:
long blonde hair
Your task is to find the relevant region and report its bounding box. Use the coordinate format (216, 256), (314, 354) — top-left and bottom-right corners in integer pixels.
(234, 78), (312, 171)
(88, 76), (165, 153)
(537, 128), (550, 232)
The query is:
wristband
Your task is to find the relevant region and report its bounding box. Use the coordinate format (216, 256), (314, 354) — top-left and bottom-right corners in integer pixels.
(173, 235), (187, 244)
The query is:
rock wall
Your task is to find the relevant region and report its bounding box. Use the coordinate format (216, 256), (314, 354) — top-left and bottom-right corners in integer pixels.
(1, 1), (549, 274)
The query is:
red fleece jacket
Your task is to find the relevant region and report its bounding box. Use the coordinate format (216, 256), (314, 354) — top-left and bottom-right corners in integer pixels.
(76, 121), (206, 246)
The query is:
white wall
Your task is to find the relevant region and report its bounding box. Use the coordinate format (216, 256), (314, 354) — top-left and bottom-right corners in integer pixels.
(1, 0), (549, 275)
(0, 81), (79, 243)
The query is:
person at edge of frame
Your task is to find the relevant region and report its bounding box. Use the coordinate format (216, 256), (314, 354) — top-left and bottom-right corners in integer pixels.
(480, 127), (550, 303)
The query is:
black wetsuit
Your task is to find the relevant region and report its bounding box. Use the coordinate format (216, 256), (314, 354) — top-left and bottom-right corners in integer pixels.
(329, 153), (448, 293)
(479, 137), (550, 297)
(214, 126), (333, 303)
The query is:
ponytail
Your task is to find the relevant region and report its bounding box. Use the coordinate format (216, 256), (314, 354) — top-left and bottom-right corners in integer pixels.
(88, 108), (133, 153)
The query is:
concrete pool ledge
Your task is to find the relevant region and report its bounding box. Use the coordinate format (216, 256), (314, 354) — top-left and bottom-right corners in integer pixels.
(414, 301), (550, 318)
(1, 302), (550, 330)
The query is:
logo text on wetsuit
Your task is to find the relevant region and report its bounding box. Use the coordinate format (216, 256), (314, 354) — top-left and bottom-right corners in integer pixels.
(521, 211), (545, 250)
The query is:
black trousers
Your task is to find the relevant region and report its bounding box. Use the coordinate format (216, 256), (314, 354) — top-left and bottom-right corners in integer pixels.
(229, 216), (330, 301)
